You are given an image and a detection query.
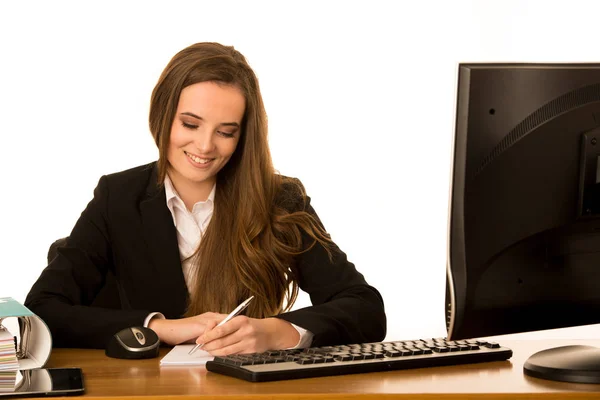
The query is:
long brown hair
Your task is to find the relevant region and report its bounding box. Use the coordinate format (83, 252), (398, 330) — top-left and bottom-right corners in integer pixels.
(149, 42), (331, 318)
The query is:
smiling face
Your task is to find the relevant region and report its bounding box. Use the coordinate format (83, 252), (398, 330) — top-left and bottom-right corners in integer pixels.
(167, 81), (245, 201)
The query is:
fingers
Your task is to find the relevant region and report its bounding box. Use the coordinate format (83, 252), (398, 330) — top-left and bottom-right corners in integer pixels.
(160, 313), (229, 346)
(198, 317), (275, 356)
(198, 316), (263, 354)
(204, 320), (218, 330)
(207, 340), (248, 356)
(197, 316), (245, 345)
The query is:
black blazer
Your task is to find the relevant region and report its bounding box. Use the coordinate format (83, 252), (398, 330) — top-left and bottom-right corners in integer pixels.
(25, 163), (386, 349)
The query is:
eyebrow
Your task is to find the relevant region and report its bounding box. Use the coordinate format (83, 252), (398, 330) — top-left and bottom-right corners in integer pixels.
(180, 112), (240, 128)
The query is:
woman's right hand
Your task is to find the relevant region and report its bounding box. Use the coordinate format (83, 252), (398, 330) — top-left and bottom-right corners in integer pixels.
(148, 312), (226, 346)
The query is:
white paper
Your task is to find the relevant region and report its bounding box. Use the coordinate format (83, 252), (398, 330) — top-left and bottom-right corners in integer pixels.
(0, 298), (52, 370)
(0, 328), (18, 371)
(159, 344), (214, 366)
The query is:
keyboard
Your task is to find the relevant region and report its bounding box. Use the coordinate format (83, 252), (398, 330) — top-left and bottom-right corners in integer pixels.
(205, 338), (513, 382)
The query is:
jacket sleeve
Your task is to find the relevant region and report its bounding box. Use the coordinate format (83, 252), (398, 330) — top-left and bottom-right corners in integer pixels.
(25, 176), (150, 349)
(274, 180), (387, 347)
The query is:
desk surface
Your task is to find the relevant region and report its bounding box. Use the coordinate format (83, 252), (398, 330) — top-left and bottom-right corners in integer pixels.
(45, 339), (600, 399)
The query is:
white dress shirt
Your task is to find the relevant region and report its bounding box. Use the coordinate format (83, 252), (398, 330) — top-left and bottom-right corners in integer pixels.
(144, 175), (313, 349)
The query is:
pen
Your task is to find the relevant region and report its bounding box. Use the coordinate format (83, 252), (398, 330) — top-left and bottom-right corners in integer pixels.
(188, 295), (255, 355)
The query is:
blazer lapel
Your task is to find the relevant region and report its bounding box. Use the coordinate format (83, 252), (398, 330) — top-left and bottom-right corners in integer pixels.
(140, 164), (189, 317)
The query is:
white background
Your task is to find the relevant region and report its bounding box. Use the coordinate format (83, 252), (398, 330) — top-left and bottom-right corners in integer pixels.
(1, 0), (599, 342)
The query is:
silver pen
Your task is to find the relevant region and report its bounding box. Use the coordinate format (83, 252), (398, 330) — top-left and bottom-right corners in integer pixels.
(188, 295), (255, 355)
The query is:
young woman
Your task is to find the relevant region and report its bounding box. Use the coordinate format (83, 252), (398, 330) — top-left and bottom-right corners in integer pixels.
(25, 42), (386, 355)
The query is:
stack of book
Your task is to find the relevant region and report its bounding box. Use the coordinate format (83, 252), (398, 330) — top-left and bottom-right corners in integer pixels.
(0, 327), (18, 391)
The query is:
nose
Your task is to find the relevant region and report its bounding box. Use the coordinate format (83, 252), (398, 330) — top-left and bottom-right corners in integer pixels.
(193, 130), (216, 153)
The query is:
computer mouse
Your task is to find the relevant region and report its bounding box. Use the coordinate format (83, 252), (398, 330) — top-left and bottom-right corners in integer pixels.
(105, 326), (160, 359)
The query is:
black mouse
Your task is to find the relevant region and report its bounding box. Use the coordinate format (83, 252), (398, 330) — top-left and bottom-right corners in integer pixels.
(105, 326), (160, 359)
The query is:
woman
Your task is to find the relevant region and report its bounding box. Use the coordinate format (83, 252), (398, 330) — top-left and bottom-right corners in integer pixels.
(25, 42), (386, 355)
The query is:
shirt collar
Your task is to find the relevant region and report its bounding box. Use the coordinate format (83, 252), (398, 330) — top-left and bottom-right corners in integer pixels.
(164, 174), (216, 215)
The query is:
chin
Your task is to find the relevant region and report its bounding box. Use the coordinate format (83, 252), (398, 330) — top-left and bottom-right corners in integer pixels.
(187, 173), (214, 184)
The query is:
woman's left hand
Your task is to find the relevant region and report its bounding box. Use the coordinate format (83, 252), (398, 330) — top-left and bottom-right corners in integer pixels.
(197, 317), (300, 356)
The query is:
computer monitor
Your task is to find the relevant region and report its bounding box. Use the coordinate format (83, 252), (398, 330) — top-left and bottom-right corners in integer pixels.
(446, 63), (600, 384)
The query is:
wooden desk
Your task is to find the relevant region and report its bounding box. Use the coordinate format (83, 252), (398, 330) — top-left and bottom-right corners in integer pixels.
(45, 340), (600, 399)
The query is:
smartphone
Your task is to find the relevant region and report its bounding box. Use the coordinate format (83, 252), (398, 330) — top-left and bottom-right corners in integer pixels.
(0, 368), (84, 398)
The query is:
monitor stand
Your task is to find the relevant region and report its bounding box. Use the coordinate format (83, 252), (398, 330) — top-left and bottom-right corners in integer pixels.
(523, 345), (600, 383)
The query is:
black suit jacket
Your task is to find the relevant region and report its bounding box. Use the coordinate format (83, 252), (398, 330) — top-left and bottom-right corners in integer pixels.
(25, 163), (386, 349)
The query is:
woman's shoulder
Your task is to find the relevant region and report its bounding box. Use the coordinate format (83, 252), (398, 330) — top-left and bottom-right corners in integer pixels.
(104, 162), (156, 181)
(99, 162), (158, 197)
(275, 175), (308, 213)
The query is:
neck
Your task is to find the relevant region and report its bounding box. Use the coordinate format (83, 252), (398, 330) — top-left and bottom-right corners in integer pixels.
(167, 169), (215, 211)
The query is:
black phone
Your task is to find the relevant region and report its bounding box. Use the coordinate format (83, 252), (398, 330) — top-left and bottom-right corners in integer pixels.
(0, 368), (84, 398)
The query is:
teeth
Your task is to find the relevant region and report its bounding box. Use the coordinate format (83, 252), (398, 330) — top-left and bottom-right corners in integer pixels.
(186, 152), (211, 164)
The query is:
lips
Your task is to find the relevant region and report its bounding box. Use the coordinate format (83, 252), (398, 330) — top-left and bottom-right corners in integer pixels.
(185, 151), (214, 165)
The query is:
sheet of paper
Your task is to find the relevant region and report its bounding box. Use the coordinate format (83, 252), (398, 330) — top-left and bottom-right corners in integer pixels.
(0, 328), (18, 371)
(159, 344), (214, 366)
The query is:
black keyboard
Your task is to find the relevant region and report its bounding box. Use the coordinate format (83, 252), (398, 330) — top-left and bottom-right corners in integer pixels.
(205, 338), (513, 382)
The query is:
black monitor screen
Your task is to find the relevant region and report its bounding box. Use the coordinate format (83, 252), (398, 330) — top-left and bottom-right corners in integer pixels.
(446, 64), (600, 342)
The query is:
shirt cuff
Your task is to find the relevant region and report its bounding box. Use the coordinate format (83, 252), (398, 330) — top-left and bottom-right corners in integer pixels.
(144, 312), (166, 328)
(288, 323), (314, 349)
